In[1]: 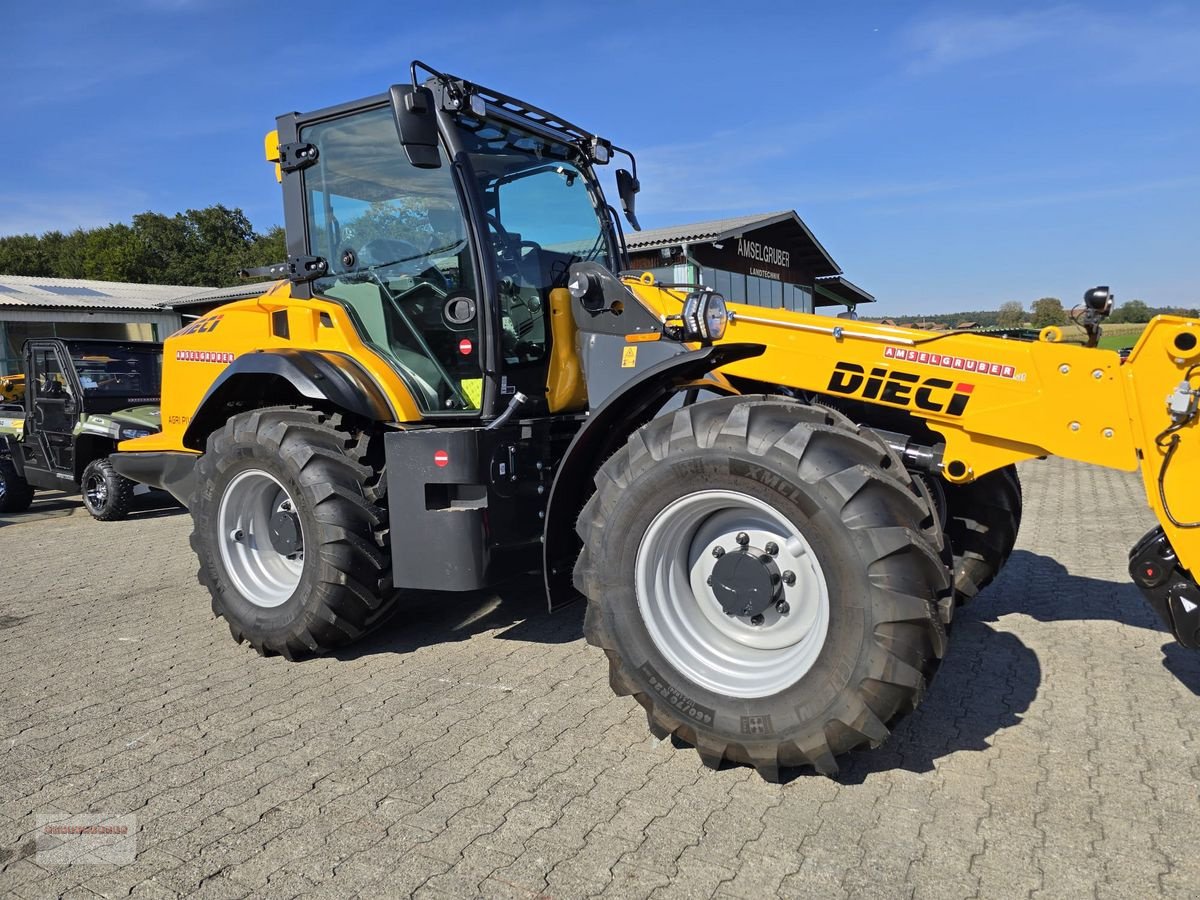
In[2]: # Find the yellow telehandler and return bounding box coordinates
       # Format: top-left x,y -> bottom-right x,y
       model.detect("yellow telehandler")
113,62 -> 1199,779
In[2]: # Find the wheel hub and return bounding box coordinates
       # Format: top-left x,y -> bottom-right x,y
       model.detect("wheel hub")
709,548 -> 781,618
269,509 -> 301,555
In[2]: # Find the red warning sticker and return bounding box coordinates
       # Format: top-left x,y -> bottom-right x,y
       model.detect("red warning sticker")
433,450 -> 449,468
458,338 -> 473,355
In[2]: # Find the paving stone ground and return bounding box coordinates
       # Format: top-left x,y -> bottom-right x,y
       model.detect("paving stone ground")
1,457 -> 1198,899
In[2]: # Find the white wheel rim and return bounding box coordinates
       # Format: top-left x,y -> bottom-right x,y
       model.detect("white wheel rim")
216,469 -> 304,608
635,490 -> 831,699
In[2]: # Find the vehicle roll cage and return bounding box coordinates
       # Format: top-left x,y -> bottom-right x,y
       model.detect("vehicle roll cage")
411,60 -> 637,270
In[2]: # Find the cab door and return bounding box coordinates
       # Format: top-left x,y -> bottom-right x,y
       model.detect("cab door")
22,342 -> 78,482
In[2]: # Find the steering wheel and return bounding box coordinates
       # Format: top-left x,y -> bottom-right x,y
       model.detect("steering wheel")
352,237 -> 452,294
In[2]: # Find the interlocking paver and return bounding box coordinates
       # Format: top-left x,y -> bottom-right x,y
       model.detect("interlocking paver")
2,457 -> 1198,898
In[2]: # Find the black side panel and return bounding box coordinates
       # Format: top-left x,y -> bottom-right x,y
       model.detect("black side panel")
386,429 -> 490,592
183,349 -> 394,449
110,451 -> 199,507
543,343 -> 765,611
385,417 -> 579,592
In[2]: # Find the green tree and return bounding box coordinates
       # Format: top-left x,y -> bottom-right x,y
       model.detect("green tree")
40,229 -> 89,279
1110,299 -> 1151,324
248,226 -> 287,269
997,301 -> 1025,328
1031,296 -> 1066,328
0,205 -> 284,288
0,234 -> 52,276
82,224 -> 144,282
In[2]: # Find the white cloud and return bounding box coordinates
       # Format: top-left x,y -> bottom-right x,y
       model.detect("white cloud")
901,5 -> 1200,84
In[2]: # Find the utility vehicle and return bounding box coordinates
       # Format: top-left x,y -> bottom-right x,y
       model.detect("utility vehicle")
112,64 -> 1199,778
1,339 -> 162,520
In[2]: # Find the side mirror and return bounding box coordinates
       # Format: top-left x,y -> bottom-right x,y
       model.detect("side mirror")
616,168 -> 641,232
389,84 -> 441,169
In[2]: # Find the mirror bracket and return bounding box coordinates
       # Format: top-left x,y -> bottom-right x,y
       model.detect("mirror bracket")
277,142 -> 319,173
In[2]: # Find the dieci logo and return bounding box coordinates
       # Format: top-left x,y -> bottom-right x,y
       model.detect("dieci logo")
827,362 -> 975,416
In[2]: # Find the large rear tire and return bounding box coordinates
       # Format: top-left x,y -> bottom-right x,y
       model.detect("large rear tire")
942,466 -> 1023,600
0,456 -> 33,513
81,457 -> 135,521
190,407 -> 397,658
576,396 -> 952,779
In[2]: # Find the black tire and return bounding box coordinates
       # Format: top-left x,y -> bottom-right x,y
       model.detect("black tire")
80,457 -> 135,521
0,456 -> 34,513
576,395 -> 952,779
942,465 -> 1023,600
190,406 -> 396,658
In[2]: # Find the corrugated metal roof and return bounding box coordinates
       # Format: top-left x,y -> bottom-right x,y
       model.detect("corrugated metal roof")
161,281 -> 279,310
0,275 -> 202,311
625,210 -> 842,279
625,211 -> 795,250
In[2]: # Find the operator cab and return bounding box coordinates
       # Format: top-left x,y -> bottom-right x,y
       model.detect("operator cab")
274,64 -> 638,421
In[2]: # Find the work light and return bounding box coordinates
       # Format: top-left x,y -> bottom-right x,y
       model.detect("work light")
682,290 -> 729,342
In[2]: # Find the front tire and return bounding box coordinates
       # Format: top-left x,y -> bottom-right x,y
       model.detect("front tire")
190,407 -> 397,658
577,396 -> 952,779
0,456 -> 33,513
81,457 -> 134,521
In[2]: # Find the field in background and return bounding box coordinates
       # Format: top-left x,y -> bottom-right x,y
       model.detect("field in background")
1053,321 -> 1146,351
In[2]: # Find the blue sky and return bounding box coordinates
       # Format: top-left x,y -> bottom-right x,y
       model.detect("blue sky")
4,1 -> 1198,315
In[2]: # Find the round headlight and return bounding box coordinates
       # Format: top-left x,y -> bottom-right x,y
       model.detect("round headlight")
703,293 -> 728,341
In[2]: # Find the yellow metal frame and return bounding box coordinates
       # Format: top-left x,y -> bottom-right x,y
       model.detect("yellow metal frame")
122,281 -> 422,456
625,276 -> 1200,576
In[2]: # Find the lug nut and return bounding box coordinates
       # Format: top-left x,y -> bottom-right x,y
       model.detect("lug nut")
765,541 -> 779,556
231,529 -> 244,542
712,546 -> 725,558
736,532 -> 749,546
706,577 -> 713,586
782,570 -> 796,586
776,600 -> 790,615
750,614 -> 765,626
281,500 -> 291,511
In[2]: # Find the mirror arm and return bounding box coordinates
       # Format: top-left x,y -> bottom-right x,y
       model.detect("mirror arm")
605,205 -> 631,271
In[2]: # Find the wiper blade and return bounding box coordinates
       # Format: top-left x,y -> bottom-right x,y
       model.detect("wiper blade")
350,239 -> 468,275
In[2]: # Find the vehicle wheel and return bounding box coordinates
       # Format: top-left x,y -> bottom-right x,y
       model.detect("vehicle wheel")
942,465 -> 1023,600
576,395 -> 952,779
81,457 -> 135,521
190,406 -> 396,658
0,456 -> 34,513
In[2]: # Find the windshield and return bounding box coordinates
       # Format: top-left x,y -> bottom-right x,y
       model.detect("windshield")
459,117 -> 611,368
65,343 -> 161,399
304,106 -> 483,414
